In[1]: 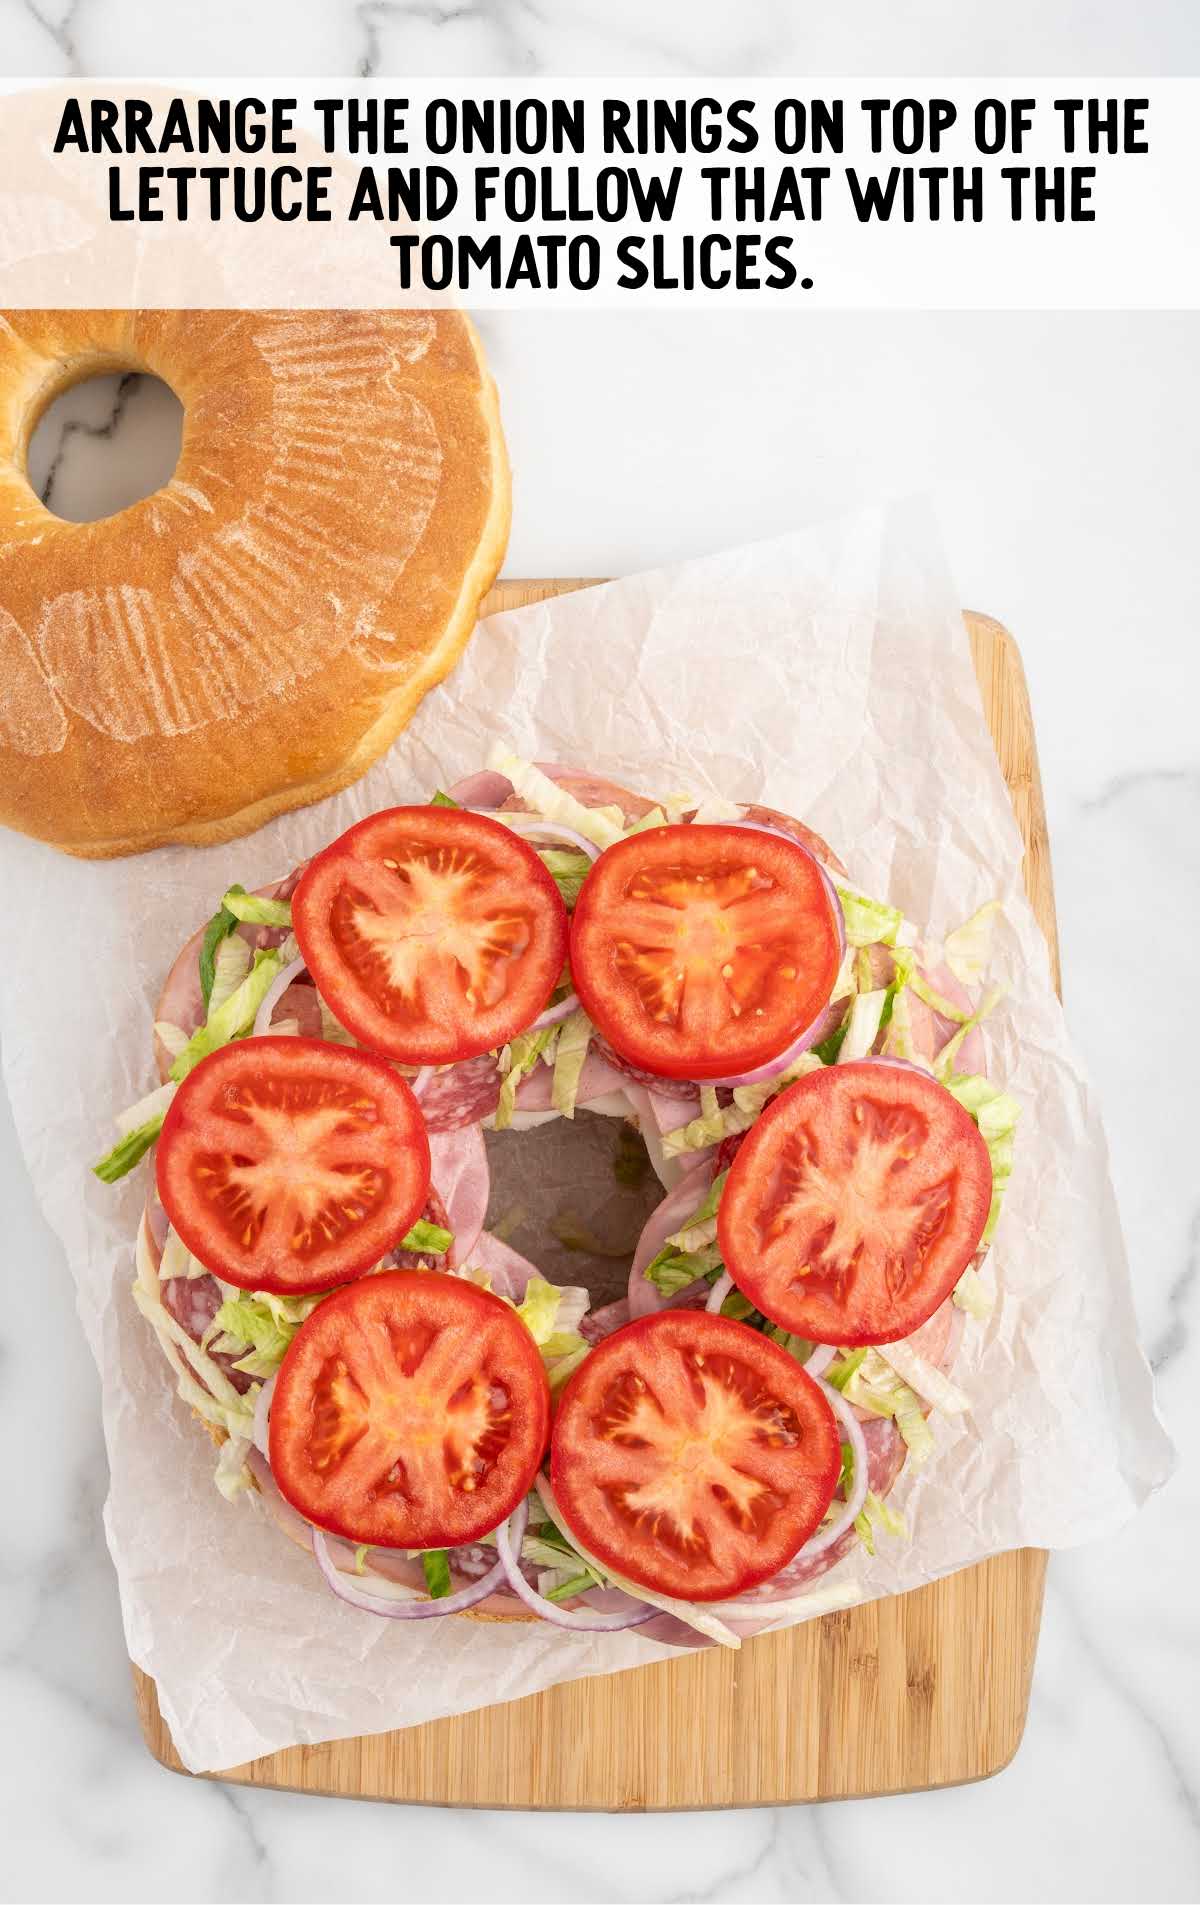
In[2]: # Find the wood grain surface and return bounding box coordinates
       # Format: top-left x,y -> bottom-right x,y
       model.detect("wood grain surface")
133,587 -> 1054,1808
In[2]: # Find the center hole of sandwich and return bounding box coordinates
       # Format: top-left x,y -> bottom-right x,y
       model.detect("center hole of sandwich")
26,371 -> 183,522
483,1110 -> 663,1308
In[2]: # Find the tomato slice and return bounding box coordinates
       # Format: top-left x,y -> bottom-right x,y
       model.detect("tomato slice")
156,1037 -> 431,1295
570,824 -> 841,1081
550,1310 -> 841,1600
293,807 -> 569,1064
718,1061 -> 993,1346
269,1270 -> 550,1547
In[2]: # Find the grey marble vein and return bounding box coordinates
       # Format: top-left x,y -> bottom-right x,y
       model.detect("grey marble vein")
35,369 -> 138,512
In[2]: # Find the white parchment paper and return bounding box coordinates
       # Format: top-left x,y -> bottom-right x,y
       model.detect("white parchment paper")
0,500 -> 1172,1773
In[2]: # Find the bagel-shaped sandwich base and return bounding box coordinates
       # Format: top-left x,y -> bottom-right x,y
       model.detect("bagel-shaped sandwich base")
0,309 -> 510,856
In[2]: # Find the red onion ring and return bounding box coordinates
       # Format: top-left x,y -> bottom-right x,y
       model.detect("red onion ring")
251,1375 -> 275,1457
469,811 -> 602,861
410,1066 -> 434,1100
792,1376 -> 870,1562
311,1522 -> 512,1619
496,1507 -> 656,1632
703,996 -> 847,1091
252,955 -> 307,1038
803,1343 -> 837,1380
858,1055 -> 933,1078
531,991 -> 581,1031
705,1272 -> 732,1314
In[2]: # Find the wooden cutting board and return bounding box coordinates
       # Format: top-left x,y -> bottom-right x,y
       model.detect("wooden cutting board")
133,583 -> 1054,1807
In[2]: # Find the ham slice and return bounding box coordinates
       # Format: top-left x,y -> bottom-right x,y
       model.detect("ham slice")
428,1125 -> 489,1268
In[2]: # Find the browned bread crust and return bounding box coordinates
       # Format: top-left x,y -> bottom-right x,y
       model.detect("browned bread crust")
0,309 -> 509,856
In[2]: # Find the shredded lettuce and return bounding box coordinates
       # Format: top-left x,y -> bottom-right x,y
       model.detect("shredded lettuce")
836,988 -> 888,1062
933,985 -> 1007,1081
456,1273 -> 590,1385
719,1288 -> 754,1321
547,1344 -> 590,1394
487,749 -> 625,849
691,794 -> 745,824
207,932 -> 252,1013
354,1544 -> 371,1574
909,969 -> 970,1023
665,1170 -> 728,1253
953,1265 -> 993,1318
539,849 -> 592,908
514,1279 -> 591,1382
214,1435 -> 254,1503
421,1550 -> 452,1598
210,1289 -> 323,1378
762,1324 -> 821,1363
152,1020 -> 190,1059
644,1241 -> 723,1294
551,1009 -> 592,1117
115,1079 -> 176,1138
170,939 -> 298,1082
93,1110 -> 168,1183
644,1174 -> 728,1291
843,1350 -> 935,1465
943,901 -> 1002,987
813,1010 -> 851,1065
520,1523 -> 605,1592
515,1275 -> 570,1344
830,945 -> 857,1003
825,1347 -> 868,1391
544,1569 -> 597,1602
944,1071 -> 1021,1239
836,884 -> 903,949
495,1024 -> 558,1130
159,1226 -> 207,1281
221,884 -> 292,928
429,790 -> 459,808
198,898 -> 239,1010
622,806 -> 668,836
876,1339 -> 969,1415
855,1489 -> 908,1555
133,1226 -> 258,1432
662,1054 -> 823,1157
401,1219 -> 453,1256
882,986 -> 929,1067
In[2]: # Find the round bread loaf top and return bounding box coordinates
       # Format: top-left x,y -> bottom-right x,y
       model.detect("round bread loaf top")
0,308 -> 509,856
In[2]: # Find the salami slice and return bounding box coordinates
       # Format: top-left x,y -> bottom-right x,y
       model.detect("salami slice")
428,1125 -> 490,1268
386,1185 -> 454,1270
160,1271 -> 257,1396
417,1054 -> 503,1131
591,1035 -> 700,1101
739,802 -> 847,878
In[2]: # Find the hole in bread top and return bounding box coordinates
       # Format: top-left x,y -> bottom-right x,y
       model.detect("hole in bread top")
25,371 -> 183,523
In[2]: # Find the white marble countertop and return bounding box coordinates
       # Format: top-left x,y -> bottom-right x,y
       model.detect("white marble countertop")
2,8 -> 1198,1902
